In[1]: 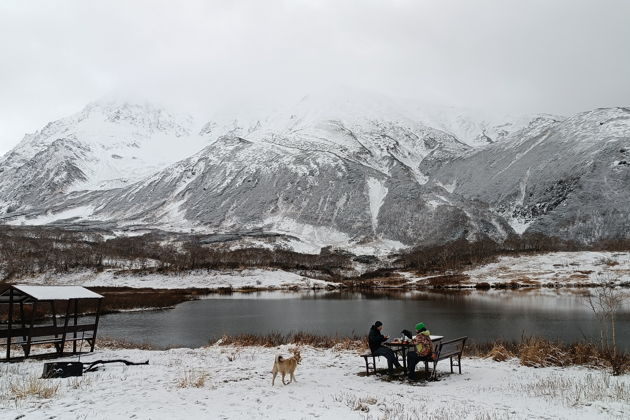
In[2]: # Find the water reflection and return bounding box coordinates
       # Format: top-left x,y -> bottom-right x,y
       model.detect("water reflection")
99,289 -> 630,350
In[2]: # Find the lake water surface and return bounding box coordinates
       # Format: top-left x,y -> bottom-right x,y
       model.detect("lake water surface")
98,289 -> 630,350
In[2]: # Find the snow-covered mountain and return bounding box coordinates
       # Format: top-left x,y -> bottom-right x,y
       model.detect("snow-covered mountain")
2,92 -> 626,252
0,100 -> 207,214
432,107 -> 630,243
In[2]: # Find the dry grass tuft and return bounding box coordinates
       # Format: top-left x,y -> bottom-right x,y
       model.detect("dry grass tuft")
518,337 -> 568,367
518,372 -> 630,406
176,370 -> 209,388
332,392 -> 377,412
486,344 -> 513,362
597,257 -> 620,267
8,375 -> 59,400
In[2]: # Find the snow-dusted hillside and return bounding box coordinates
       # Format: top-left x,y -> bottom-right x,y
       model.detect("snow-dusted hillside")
0,92 -> 519,250
1,92 -> 628,252
0,100 -> 207,214
432,107 -> 630,242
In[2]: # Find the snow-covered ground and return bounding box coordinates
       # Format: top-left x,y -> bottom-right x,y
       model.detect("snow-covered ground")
15,268 -> 335,290
9,251 -> 630,291
397,251 -> 630,288
1,345 -> 628,419
464,251 -> 630,286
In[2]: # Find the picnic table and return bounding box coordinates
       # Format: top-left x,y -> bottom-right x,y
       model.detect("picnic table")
384,335 -> 443,374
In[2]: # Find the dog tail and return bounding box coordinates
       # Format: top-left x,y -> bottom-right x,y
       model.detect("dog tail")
275,354 -> 284,363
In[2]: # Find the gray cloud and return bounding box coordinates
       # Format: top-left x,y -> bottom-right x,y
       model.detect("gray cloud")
1,0 -> 629,155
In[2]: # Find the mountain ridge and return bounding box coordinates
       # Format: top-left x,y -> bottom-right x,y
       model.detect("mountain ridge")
0,94 -> 626,254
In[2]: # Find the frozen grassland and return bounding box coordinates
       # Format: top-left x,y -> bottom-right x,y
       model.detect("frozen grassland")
8,251 -> 630,292
462,251 -> 630,286
13,268 -> 335,290
401,251 -> 630,288
0,345 -> 628,420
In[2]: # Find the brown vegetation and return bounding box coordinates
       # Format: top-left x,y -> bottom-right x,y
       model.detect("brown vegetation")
399,234 -> 630,274
467,337 -> 629,373
215,332 -> 629,374
215,332 -> 367,351
6,375 -> 59,400
1,224 -> 630,290
96,336 -> 157,350
92,287 -> 213,313
0,225 -> 351,282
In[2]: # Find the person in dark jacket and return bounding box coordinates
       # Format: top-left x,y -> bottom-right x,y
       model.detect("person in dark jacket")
368,321 -> 402,374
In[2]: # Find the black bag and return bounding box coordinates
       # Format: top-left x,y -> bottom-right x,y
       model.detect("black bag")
401,329 -> 413,340
42,362 -> 83,378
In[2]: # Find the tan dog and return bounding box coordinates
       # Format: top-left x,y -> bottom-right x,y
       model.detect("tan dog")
271,348 -> 301,386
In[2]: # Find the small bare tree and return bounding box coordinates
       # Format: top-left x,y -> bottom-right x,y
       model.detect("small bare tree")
586,274 -> 628,375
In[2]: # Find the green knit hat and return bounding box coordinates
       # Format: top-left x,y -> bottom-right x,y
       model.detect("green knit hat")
415,322 -> 425,331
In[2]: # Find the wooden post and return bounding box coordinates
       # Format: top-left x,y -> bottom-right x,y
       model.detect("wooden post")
73,299 -> 78,353
91,299 -> 102,352
25,301 -> 37,357
60,300 -> 71,354
51,301 -> 61,353
6,288 -> 13,360
19,301 -> 26,342
50,301 -> 58,335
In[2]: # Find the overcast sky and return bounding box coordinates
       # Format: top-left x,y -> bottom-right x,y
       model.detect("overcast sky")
1,0 -> 629,155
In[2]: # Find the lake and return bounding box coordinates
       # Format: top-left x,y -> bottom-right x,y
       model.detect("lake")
98,289 -> 630,350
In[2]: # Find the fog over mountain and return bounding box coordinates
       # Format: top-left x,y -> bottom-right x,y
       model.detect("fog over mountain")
2,0 -> 630,155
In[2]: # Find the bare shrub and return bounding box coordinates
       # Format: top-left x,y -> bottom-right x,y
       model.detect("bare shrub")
586,275 -> 629,375
596,257 -> 619,267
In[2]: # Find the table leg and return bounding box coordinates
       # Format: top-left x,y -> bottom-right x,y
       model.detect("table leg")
402,347 -> 408,374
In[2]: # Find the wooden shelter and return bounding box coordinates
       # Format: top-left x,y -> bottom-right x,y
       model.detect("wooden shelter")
0,285 -> 103,360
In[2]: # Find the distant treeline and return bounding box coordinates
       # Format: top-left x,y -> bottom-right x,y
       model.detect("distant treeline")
0,225 -> 629,281
399,233 -> 630,273
0,225 -> 351,280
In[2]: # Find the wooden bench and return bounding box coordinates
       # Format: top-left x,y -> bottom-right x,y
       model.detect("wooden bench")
430,336 -> 467,378
360,351 -> 378,375
360,348 -> 405,376
2,324 -> 97,357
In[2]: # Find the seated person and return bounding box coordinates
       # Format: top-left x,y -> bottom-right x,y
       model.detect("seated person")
406,322 -> 433,380
368,321 -> 403,374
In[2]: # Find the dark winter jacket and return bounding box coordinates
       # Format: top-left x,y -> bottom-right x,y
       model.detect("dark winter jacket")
368,325 -> 387,354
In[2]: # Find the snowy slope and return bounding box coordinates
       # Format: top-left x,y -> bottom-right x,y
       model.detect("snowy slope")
2,93 -> 626,251
0,100 -> 207,214
432,107 -> 630,242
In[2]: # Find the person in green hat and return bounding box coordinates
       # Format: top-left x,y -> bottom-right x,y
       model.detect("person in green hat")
406,322 -> 434,380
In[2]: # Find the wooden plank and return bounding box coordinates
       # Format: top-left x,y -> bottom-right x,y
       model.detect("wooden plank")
0,324 -> 98,339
